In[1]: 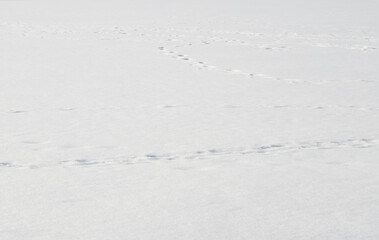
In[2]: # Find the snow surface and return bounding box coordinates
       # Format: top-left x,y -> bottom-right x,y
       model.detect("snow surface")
1,0 -> 379,239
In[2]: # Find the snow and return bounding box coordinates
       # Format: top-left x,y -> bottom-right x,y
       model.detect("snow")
1,0 -> 379,239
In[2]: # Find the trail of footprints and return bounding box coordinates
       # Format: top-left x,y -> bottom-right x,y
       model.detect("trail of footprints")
158,46 -> 373,84
1,137 -> 378,169
6,15 -> 375,81
2,19 -> 377,51
159,46 -> 301,83
2,104 -> 379,116
51,137 -> 379,167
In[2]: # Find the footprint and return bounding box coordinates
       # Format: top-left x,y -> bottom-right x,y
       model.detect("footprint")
158,105 -> 177,109
75,159 -> 98,165
0,162 -> 13,167
8,110 -> 26,114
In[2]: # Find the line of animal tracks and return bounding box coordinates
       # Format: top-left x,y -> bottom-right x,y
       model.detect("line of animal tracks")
1,136 -> 378,170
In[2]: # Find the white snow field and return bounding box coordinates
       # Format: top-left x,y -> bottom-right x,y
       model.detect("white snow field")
1,0 -> 379,239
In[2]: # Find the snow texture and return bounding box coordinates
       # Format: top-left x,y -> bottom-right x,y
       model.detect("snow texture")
1,0 -> 379,239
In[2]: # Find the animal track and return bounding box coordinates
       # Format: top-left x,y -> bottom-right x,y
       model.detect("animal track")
0,162 -> 14,167
158,46 -> 374,84
2,137 -> 378,170
2,18 -> 377,54
7,110 -> 26,114
1,104 -> 378,116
